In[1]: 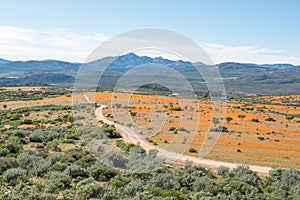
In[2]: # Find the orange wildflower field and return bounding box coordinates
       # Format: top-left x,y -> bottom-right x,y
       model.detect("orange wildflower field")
94,92 -> 300,168
2,91 -> 298,168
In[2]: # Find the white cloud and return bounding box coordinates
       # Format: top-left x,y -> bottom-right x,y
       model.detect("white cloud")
0,25 -> 300,65
0,26 -> 109,62
202,43 -> 300,65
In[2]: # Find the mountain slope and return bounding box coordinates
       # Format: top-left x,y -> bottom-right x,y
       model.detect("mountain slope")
0,58 -> 10,64
0,53 -> 299,95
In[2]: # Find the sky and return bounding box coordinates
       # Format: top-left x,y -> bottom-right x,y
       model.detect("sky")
0,0 -> 300,64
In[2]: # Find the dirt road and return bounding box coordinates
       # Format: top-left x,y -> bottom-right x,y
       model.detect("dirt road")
95,106 -> 271,175
85,94 -> 271,175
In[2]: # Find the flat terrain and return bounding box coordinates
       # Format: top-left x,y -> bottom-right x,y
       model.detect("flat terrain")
93,92 -> 300,168
1,89 -> 299,168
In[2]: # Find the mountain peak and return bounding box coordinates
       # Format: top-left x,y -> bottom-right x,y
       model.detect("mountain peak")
101,53 -> 191,68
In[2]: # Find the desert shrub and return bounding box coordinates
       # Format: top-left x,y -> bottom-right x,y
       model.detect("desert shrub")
101,151 -> 129,169
47,131 -> 61,141
192,191 -> 213,199
23,119 -> 33,124
17,152 -> 41,169
3,167 -> 27,185
226,117 -> 233,123
9,129 -> 27,138
169,107 -> 183,111
291,184 -> 300,199
130,111 -> 137,117
189,148 -> 197,153
102,123 -> 121,138
210,126 -> 228,132
52,162 -> 67,171
286,115 -> 295,120
212,117 -> 220,126
46,140 -> 60,151
217,166 -> 230,176
265,117 -> 276,122
47,153 -> 62,165
0,147 -> 10,157
178,127 -> 190,133
91,166 -> 119,181
3,135 -> 22,154
276,168 -> 300,191
33,160 -> 52,176
193,176 -> 214,192
29,130 -> 46,142
0,157 -> 18,174
238,114 -> 246,119
75,178 -> 104,199
251,118 -> 259,122
257,136 -> 265,141
116,140 -> 136,151
125,179 -> 144,196
74,153 -> 96,168
65,133 -> 80,140
45,171 -> 72,191
231,165 -> 261,187
168,126 -> 176,131
145,186 -> 187,199
64,164 -> 88,178
150,173 -> 180,190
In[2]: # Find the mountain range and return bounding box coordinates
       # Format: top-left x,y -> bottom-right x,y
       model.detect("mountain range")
0,53 -> 299,95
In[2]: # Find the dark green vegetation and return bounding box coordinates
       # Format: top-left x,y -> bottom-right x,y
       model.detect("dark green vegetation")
0,86 -> 70,102
1,130 -> 300,200
1,53 -> 300,95
0,104 -> 72,128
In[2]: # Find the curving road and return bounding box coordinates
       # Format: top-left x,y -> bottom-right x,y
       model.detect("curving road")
85,94 -> 272,175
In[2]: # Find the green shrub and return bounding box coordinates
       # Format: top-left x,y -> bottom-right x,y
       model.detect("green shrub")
217,166 -> 230,176
169,107 -> 183,111
29,130 -> 46,142
238,114 -> 246,119
23,119 -> 33,124
75,178 -> 104,199
91,166 -> 119,181
130,111 -> 137,117
168,126 -> 176,131
226,117 -> 233,123
17,153 -> 41,169
45,171 -> 72,191
210,126 -> 229,132
0,157 -> 17,174
102,123 -> 121,138
265,117 -> 276,122
3,167 -> 27,185
0,147 -> 10,157
189,148 -> 197,153
257,136 -> 265,141
64,164 -> 88,178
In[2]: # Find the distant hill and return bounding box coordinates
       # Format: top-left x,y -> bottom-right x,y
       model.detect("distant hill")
0,58 -> 10,64
218,62 -> 296,69
0,53 -> 300,95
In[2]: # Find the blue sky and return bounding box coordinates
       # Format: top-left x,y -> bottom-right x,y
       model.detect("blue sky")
0,0 -> 300,64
